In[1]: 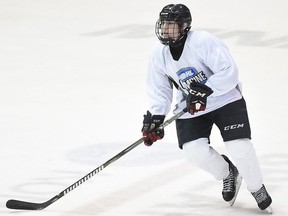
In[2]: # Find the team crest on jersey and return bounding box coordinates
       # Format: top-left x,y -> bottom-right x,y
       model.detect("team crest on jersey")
177,67 -> 207,89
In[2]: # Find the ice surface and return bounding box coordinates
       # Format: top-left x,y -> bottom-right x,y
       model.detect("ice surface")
1,0 -> 288,215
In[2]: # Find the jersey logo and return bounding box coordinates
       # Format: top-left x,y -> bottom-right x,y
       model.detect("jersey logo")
176,67 -> 207,89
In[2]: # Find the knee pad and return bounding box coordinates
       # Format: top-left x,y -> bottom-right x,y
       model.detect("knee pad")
225,138 -> 255,159
183,138 -> 210,165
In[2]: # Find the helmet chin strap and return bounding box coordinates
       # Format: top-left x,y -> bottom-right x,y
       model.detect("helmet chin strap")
168,22 -> 191,47
169,28 -> 189,47
169,35 -> 185,47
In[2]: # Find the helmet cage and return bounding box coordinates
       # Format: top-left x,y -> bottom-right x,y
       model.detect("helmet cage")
155,4 -> 192,46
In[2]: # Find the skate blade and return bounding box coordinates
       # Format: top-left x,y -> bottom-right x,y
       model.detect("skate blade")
264,206 -> 273,214
229,175 -> 243,206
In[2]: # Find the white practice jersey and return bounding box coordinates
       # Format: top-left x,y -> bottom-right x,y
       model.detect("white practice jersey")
146,31 -> 243,119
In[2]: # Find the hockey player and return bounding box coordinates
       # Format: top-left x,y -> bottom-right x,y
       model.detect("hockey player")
141,3 -> 272,212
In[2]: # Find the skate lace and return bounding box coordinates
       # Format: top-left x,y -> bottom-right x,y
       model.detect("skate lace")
223,169 -> 234,192
252,186 -> 268,203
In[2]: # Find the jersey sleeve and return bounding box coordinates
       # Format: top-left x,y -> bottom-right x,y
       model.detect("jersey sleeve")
199,32 -> 240,97
146,44 -> 173,116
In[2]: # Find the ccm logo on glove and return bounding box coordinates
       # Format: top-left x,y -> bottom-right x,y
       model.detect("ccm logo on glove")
186,82 -> 213,115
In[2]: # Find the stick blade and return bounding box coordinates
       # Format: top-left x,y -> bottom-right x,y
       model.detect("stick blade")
6,199 -> 47,210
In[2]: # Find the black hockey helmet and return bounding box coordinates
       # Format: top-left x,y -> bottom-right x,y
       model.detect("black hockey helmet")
155,4 -> 192,46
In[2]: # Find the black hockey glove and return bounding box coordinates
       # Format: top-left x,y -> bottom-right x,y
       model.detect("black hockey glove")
186,82 -> 213,115
141,111 -> 165,146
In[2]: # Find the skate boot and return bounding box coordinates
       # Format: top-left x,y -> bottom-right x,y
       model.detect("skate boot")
222,155 -> 242,205
251,184 -> 272,213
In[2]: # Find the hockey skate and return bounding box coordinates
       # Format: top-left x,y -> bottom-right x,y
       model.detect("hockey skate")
221,155 -> 242,206
251,184 -> 273,214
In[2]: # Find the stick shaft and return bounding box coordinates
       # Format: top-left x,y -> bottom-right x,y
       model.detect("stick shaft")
6,109 -> 187,210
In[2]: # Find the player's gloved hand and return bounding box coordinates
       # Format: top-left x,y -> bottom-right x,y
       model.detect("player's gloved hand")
141,111 -> 165,146
186,82 -> 213,115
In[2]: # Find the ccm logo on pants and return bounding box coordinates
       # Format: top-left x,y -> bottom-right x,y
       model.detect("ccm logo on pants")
224,124 -> 244,131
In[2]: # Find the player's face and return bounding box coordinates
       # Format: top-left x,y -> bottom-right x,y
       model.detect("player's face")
161,21 -> 180,40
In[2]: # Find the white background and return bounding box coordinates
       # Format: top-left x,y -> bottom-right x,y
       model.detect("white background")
1,0 -> 288,215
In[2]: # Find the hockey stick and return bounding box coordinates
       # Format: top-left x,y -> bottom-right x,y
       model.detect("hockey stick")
6,108 -> 187,210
